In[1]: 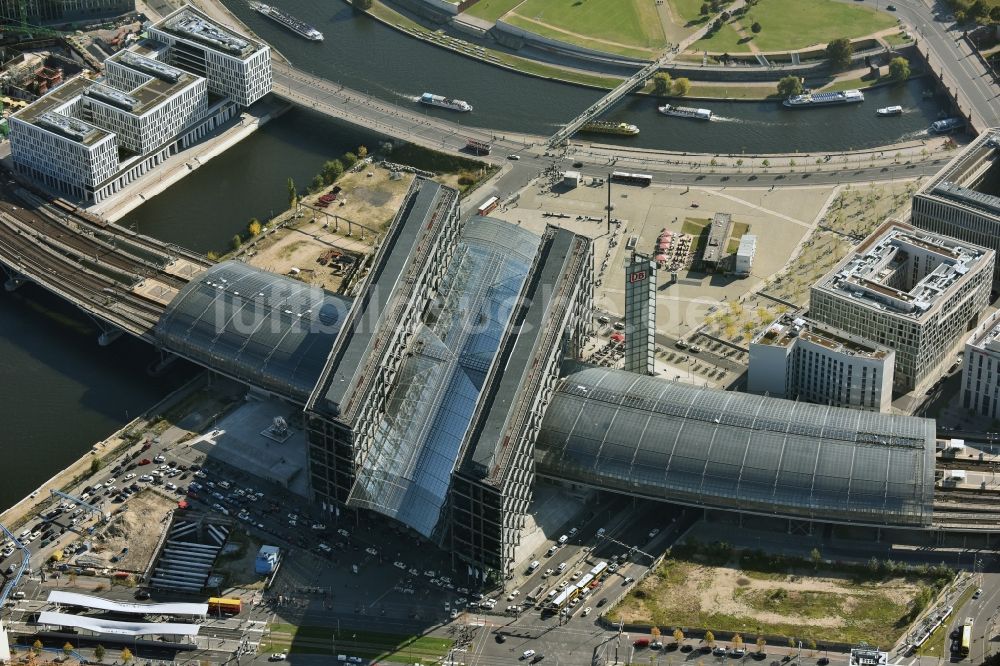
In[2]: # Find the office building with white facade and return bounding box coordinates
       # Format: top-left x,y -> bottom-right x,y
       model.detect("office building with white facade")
749,313 -> 895,411
9,4 -> 270,204
809,221 -> 993,394
962,310 -> 1000,420
149,5 -> 272,107
912,130 -> 1000,278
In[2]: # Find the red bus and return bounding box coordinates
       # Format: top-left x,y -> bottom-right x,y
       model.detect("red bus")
466,138 -> 491,155
477,196 -> 500,216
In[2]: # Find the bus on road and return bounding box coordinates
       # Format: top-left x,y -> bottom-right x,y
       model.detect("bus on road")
477,196 -> 500,217
959,618 -> 973,658
208,597 -> 242,615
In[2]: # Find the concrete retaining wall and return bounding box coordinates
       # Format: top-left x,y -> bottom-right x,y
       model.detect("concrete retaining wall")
493,18 -> 647,65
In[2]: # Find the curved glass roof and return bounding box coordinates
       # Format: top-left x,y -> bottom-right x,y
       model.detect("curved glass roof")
155,261 -> 353,402
346,217 -> 541,538
537,367 -> 936,527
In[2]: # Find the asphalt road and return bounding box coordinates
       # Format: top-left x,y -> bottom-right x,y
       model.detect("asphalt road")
893,0 -> 1000,130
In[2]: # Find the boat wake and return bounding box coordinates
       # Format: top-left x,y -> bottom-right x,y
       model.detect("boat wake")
710,115 -> 739,122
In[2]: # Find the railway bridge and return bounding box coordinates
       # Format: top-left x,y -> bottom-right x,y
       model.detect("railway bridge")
0,179 -> 211,344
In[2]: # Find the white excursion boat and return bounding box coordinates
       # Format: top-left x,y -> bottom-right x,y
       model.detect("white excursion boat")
876,106 -> 903,116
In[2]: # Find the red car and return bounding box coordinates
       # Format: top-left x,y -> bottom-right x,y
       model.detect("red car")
138,458 -> 151,466
634,639 -> 650,648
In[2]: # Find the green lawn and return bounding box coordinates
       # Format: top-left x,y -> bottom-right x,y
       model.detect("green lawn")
671,0 -> 712,24
511,0 -> 666,50
463,0 -> 524,22
725,221 -> 750,253
693,20 -> 752,53
743,0 -> 897,51
883,30 -> 913,46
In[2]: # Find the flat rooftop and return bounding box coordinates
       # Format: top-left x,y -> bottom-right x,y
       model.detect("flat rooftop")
98,50 -> 201,116
152,5 -> 263,59
309,178 -> 458,420
968,311 -> 1000,354
702,212 -> 732,264
753,313 -> 890,359
464,226 -> 591,484
814,222 -> 990,318
12,77 -> 112,147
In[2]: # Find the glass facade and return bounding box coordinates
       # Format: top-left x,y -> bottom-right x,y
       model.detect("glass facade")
537,367 -> 936,526
345,218 -> 542,538
155,261 -> 353,402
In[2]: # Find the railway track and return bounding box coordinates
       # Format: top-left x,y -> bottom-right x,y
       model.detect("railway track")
935,457 -> 999,470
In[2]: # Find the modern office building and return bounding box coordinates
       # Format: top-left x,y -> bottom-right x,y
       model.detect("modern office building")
749,313 -> 895,412
148,5 -> 272,107
912,130 -> 1000,279
624,252 -> 656,374
809,221 -> 993,394
962,310 -> 1000,420
9,4 -> 269,204
305,178 -> 594,576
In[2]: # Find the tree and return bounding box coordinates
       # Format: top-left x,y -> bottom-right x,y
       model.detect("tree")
309,174 -> 324,193
674,628 -> 685,644
888,56 -> 910,81
750,21 -> 761,33
705,630 -> 715,648
90,458 -> 103,475
991,5 -> 1000,22
733,634 -> 744,651
357,145 -> 368,159
970,0 -> 988,19
248,218 -> 262,236
355,0 -> 373,9
287,177 -> 297,209
32,639 -> 43,656
761,158 -> 770,168
342,152 -> 358,169
652,72 -> 672,96
810,547 -> 822,569
671,77 -> 691,97
121,647 -> 133,663
651,627 -> 661,642
321,159 -> 344,185
777,75 -> 803,98
700,2 -> 710,14
756,637 -> 766,654
63,642 -> 74,658
94,644 -> 106,662
826,37 -> 853,71
231,234 -> 242,251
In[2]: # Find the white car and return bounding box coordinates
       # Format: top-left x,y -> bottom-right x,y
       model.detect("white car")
571,571 -> 582,581
153,455 -> 165,463
165,483 -> 177,491
311,523 -> 326,531
123,473 -> 136,481
557,563 -> 567,572
582,607 -> 592,616
393,561 -> 406,569
365,547 -> 378,556
269,654 -> 286,662
648,528 -> 660,539
337,528 -> 350,538
522,650 -> 536,660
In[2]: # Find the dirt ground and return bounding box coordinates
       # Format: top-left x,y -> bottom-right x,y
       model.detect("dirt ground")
88,489 -> 177,572
246,166 -> 415,291
613,557 -> 925,644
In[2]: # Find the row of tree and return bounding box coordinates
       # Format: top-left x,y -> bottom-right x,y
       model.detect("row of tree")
776,54 -> 910,98
308,145 -> 370,194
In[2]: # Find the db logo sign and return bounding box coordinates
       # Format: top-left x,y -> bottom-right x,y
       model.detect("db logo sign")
629,271 -> 647,283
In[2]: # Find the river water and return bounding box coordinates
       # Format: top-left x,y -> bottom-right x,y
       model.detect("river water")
0,0 -> 947,510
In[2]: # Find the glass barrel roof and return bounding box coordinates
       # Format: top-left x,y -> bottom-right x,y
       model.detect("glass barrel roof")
537,367 -> 936,526
155,261 -> 353,402
346,217 -> 542,538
